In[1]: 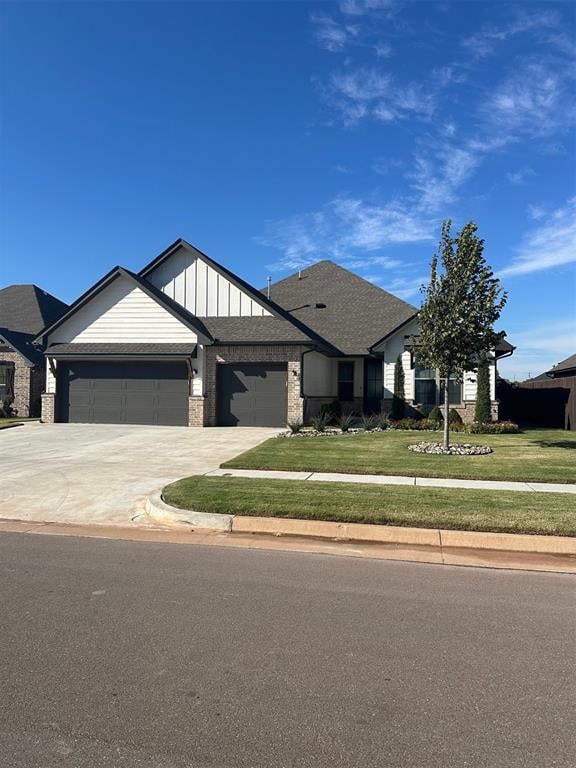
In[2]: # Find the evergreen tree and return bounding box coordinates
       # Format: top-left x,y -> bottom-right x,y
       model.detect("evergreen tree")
474,356 -> 492,424
391,353 -> 405,420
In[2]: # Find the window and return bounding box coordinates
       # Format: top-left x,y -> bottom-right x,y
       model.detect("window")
0,364 -> 6,401
414,359 -> 462,408
338,362 -> 354,401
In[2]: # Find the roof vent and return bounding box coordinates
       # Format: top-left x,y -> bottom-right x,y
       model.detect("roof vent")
315,302 -> 327,309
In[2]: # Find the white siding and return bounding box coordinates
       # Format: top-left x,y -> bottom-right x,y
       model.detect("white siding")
382,319 -> 419,401
147,246 -> 271,318
45,363 -> 56,394
48,276 -> 198,344
191,344 -> 204,396
383,318 -> 498,404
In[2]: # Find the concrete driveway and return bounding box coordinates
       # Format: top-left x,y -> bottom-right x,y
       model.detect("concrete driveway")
0,422 -> 277,525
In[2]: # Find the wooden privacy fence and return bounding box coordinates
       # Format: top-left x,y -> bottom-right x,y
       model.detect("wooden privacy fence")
498,377 -> 575,431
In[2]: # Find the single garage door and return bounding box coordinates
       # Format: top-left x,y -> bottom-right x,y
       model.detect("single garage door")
57,361 -> 189,426
217,363 -> 287,427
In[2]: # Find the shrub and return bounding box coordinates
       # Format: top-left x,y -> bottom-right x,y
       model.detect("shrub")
450,421 -> 467,432
474,356 -> 492,424
428,405 -> 444,423
469,421 -> 519,434
449,408 -> 463,425
319,400 -> 341,423
311,413 -> 331,432
391,354 -> 405,420
0,398 -> 16,418
377,412 -> 390,430
336,412 -> 355,432
361,413 -> 379,431
287,420 -> 303,434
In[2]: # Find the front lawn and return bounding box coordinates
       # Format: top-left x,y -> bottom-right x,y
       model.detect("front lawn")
0,419 -> 24,430
163,476 -> 576,536
221,428 -> 576,484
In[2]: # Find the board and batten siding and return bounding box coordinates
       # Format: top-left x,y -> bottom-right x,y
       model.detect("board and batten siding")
146,246 -> 272,318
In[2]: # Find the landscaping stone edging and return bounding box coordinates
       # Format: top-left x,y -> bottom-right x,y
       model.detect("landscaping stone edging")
145,491 -> 576,556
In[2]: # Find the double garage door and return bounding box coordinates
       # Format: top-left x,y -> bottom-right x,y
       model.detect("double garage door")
58,361 -> 288,427
58,361 -> 189,426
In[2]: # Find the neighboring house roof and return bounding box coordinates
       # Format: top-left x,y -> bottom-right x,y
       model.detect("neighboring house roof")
0,284 -> 68,336
545,353 -> 576,378
268,260 -> 418,356
201,316 -> 316,344
46,343 -> 197,358
34,266 -> 213,346
0,327 -> 44,366
140,239 -> 338,353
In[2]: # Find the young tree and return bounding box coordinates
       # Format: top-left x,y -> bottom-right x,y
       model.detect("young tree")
416,220 -> 507,448
391,353 -> 405,420
474,356 -> 492,424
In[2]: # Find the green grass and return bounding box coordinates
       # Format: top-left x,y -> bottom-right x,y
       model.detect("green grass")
0,419 -> 24,430
222,428 -> 576,484
163,475 -> 576,536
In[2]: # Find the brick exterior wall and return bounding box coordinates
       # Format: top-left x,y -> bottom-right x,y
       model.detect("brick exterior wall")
188,395 -> 206,426
0,350 -> 43,417
203,345 -> 306,427
453,401 -> 500,424
41,392 -> 55,423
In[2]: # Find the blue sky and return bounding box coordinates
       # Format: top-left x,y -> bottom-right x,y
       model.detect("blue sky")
1,0 -> 574,380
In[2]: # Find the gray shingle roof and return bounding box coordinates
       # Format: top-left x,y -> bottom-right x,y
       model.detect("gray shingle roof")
546,353 -> 576,377
46,343 -> 197,357
0,285 -> 68,335
201,316 -> 315,344
267,261 -> 418,355
0,328 -> 44,366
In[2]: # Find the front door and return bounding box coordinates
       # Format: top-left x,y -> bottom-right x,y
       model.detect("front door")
363,359 -> 383,414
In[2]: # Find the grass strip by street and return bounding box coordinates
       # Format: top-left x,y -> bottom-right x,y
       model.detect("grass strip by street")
221,428 -> 576,484
0,420 -> 24,430
163,475 -> 576,537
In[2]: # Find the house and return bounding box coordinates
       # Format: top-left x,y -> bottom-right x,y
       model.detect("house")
34,239 -> 513,427
0,285 -> 68,417
545,354 -> 576,379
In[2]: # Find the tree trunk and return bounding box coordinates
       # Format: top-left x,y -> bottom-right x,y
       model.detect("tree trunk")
443,379 -> 450,449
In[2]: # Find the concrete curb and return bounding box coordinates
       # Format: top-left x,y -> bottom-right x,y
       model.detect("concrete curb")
145,493 -> 576,556
145,491 -> 233,532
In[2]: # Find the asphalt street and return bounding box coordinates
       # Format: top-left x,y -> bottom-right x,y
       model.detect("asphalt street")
0,532 -> 574,768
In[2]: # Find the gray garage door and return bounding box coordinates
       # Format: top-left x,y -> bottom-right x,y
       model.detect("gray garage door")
57,361 -> 189,426
217,363 -> 287,427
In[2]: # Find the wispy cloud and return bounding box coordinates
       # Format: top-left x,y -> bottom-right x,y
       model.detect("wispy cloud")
483,61 -> 575,138
499,199 -> 576,277
461,10 -> 561,58
379,274 -> 427,301
507,167 -> 535,185
409,144 -> 479,213
498,319 -> 576,381
311,14 -> 360,52
527,204 -> 546,221
340,0 -> 398,17
258,194 -> 434,272
328,66 -> 435,125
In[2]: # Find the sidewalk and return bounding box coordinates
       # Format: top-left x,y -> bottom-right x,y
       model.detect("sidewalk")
207,468 -> 576,494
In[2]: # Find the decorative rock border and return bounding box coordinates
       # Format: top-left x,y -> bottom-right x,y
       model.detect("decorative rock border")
408,442 -> 493,456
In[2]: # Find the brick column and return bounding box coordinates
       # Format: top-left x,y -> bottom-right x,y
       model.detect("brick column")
41,392 -> 55,423
188,396 -> 206,426
287,359 -> 304,423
